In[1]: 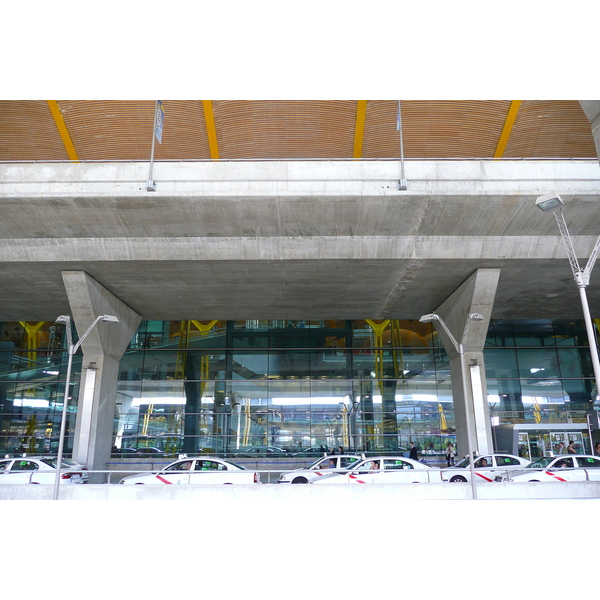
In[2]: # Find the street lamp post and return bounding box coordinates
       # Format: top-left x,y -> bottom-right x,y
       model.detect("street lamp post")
536,193 -> 600,400
419,312 -> 484,500
53,314 -> 119,500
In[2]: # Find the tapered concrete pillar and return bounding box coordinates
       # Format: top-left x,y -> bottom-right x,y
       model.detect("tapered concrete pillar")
433,269 -> 500,459
580,101 -> 600,162
62,271 -> 142,479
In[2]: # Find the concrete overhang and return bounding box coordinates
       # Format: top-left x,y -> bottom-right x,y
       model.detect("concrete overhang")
1,160 -> 599,321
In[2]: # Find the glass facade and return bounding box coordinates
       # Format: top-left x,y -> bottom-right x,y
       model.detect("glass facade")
1,318 -> 598,457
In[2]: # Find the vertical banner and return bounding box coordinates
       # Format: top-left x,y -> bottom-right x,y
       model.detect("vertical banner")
155,100 -> 165,144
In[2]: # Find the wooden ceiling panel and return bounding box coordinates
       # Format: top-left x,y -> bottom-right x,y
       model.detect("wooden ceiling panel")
362,100 -> 512,158
503,100 -> 596,158
211,100 -> 357,159
0,100 -> 69,161
57,100 -> 211,161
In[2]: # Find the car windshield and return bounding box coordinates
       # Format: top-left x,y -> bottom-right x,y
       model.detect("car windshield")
527,457 -> 556,468
227,462 -> 245,470
39,458 -> 75,469
453,457 -> 470,468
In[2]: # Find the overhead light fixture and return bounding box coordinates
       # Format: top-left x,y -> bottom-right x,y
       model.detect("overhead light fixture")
418,310 -> 484,499
52,312 -> 119,499
535,192 -> 564,212
535,193 -> 600,401
419,313 -> 439,323
101,315 -> 119,323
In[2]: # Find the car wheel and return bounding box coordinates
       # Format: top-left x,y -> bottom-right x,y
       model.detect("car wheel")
529,479 -> 540,482
292,477 -> 308,484
450,475 -> 467,483
135,483 -> 145,485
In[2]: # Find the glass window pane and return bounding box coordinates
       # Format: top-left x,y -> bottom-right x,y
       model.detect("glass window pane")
516,348 -> 560,379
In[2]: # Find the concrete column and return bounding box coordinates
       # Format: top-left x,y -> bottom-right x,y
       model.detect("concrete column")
579,101 -> 600,162
433,268 -> 501,458
62,271 -> 142,479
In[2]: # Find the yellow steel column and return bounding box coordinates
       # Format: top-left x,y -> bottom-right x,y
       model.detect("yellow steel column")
353,100 -> 368,159
494,100 -> 522,159
190,320 -> 219,396
47,101 -> 79,161
19,321 -> 45,364
202,101 -> 220,160
365,320 -> 390,377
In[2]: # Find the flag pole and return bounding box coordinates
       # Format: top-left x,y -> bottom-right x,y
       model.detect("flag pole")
147,100 -> 159,191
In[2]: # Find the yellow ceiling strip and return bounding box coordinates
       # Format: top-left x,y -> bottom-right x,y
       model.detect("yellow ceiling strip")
202,100 -> 220,160
46,100 -> 79,161
494,100 -> 522,158
353,100 -> 368,159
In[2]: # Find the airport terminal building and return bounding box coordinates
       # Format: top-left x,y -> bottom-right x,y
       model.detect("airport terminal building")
1,100 -> 600,475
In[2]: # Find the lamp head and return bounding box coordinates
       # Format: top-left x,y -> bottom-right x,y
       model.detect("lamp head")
419,313 -> 439,323
55,315 -> 70,324
468,313 -> 485,322
100,315 -> 119,323
536,192 -> 564,212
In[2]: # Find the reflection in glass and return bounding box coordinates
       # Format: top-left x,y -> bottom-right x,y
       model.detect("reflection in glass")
2,318 -> 597,457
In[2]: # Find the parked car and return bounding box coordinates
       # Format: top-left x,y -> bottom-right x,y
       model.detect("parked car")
441,453 -> 530,483
500,454 -> 600,482
0,456 -> 87,484
134,447 -> 165,458
364,446 -> 408,457
111,447 -> 141,457
119,457 -> 261,485
310,456 -> 442,484
278,454 -> 362,484
38,456 -> 89,483
233,446 -> 288,457
291,447 -> 328,458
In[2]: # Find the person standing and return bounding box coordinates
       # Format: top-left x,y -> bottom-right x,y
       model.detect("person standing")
558,441 -> 567,455
409,442 -> 418,461
567,440 -> 577,454
445,442 -> 456,467
594,442 -> 600,456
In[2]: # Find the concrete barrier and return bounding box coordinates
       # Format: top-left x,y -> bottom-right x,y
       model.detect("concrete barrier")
2,481 -> 600,501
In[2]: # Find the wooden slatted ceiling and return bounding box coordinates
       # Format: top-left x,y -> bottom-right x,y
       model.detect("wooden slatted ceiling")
0,101 -> 69,161
0,100 -> 596,162
362,100 -> 513,158
56,100 -> 211,161
211,100 -> 357,159
503,100 -> 596,158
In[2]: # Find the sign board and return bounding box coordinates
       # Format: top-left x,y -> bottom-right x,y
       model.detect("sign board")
155,100 -> 164,144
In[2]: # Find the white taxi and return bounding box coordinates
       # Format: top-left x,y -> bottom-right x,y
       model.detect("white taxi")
278,454 -> 362,484
310,456 -> 442,484
119,457 -> 261,485
500,454 -> 600,482
0,456 -> 87,484
441,453 -> 530,483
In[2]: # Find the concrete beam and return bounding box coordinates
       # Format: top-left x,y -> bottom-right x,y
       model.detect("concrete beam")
1,481 -> 600,501
62,271 -> 142,477
0,160 -> 599,321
